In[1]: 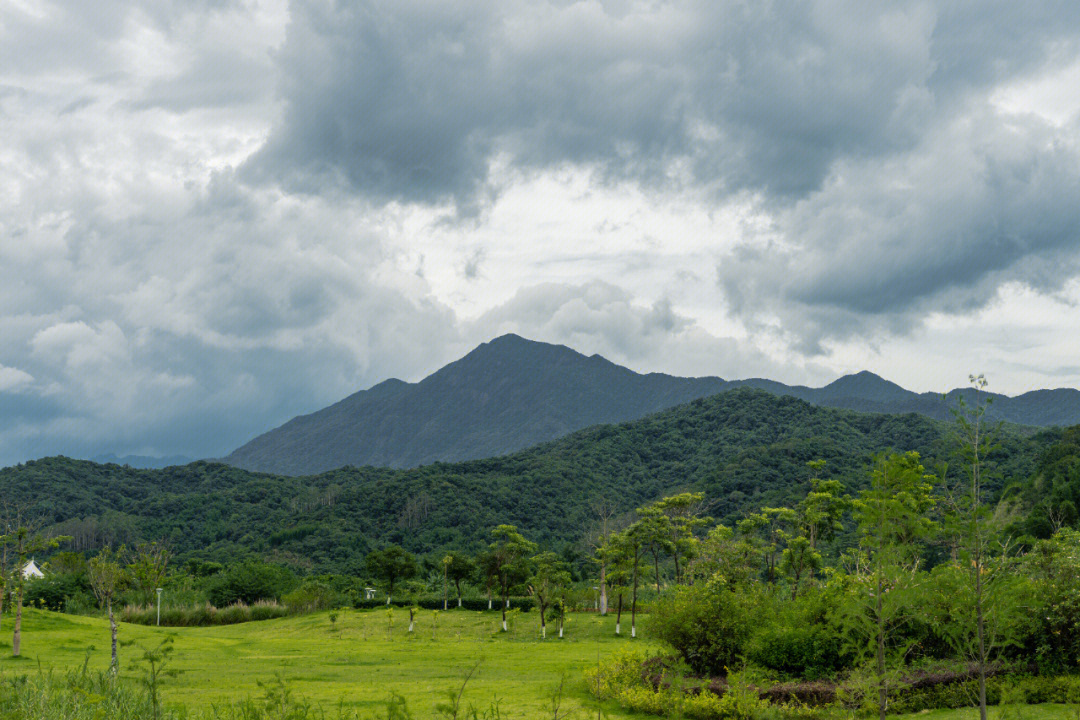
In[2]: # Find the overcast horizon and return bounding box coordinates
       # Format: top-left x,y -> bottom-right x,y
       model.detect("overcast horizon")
3,1 -> 1080,466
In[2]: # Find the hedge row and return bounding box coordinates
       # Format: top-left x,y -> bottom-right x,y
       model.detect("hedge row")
351,596 -> 536,612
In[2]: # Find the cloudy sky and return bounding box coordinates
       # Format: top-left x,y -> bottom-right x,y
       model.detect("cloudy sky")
3,0 -> 1080,466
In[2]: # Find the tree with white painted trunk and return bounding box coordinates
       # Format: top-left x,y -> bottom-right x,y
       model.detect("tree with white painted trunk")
365,545 -> 418,604
444,551 -> 475,608
88,545 -> 125,672
529,551 -> 570,639
489,525 -> 536,632
603,524 -> 646,638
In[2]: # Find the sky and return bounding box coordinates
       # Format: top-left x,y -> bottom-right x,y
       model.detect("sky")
2,0 -> 1080,466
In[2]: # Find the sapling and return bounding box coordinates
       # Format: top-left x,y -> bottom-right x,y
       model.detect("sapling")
88,545 -> 125,672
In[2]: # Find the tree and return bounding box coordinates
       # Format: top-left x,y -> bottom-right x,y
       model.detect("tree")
489,525 -> 536,632
88,545 -> 125,672
529,552 -> 571,639
1,520 -> 69,657
737,507 -> 795,587
945,375 -> 1008,720
475,550 -> 499,610
604,523 -> 646,637
583,497 -> 620,615
127,541 -> 170,605
443,551 -> 475,608
634,506 -> 673,592
781,465 -> 851,599
842,452 -> 936,720
365,545 -> 418,603
652,492 -> 712,584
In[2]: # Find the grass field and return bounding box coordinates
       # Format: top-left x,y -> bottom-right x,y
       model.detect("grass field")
0,608 -> 1072,719
0,607 -> 655,719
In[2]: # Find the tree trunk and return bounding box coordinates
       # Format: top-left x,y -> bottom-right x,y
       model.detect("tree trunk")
455,580 -> 463,607
615,593 -> 623,635
876,564 -> 885,720
409,607 -> 415,633
632,563 -> 639,639
13,586 -> 22,657
976,544 -> 988,720
673,552 -> 681,585
540,601 -> 546,638
653,552 -> 660,592
109,600 -> 118,672
599,561 -> 608,615
501,589 -> 508,632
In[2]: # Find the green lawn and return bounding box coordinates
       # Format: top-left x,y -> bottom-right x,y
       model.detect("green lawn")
0,608 -> 656,718
0,608 -> 1072,719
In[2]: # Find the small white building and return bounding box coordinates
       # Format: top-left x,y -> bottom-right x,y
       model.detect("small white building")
21,559 -> 44,580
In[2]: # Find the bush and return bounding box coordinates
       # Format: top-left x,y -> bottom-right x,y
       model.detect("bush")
282,581 -> 343,613
206,561 -> 296,606
649,584 -> 761,676
24,573 -> 93,612
745,623 -> 849,679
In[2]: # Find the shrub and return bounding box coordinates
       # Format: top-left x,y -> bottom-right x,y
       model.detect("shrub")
648,584 -> 761,675
282,581 -> 342,613
206,561 -> 296,607
745,623 -> 849,679
24,573 -> 93,612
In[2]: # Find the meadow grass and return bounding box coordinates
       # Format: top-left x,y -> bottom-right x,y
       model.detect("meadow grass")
0,607 -> 657,719
0,608 -> 1072,719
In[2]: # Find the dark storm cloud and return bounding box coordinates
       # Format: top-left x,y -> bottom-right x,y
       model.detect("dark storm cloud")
245,1 -> 1080,343
250,1 -> 1080,202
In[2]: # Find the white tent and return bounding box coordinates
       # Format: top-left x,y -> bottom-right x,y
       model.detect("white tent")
21,559 -> 44,580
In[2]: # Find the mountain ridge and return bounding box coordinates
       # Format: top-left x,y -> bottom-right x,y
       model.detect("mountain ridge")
221,334 -> 1080,475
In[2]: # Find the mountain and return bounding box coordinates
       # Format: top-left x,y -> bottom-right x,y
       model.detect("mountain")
222,334 -> 1080,476
4,389 -> 1055,571
222,334 -> 730,474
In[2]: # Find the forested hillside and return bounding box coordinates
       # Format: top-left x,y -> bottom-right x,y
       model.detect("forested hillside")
221,334 -> 1080,476
2,389 -> 1055,574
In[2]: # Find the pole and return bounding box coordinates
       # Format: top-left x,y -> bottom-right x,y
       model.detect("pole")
156,587 -> 163,626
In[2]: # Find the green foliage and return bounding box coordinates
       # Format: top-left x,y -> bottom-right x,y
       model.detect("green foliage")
24,573 -> 93,612
365,545 -> 418,600
648,583 -> 762,675
206,561 -> 297,607
7,390 -> 1045,572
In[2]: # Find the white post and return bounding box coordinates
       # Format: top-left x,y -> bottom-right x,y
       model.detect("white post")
156,588 -> 163,627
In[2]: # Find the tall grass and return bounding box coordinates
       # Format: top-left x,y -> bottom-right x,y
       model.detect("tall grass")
120,601 -> 289,627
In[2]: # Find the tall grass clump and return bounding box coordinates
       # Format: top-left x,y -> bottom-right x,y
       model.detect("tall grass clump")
120,600 -> 288,627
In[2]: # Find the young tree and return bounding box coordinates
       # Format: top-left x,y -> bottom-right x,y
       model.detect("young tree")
529,551 -> 571,639
843,452 -> 936,720
584,497 -> 620,615
443,551 -> 475,608
604,524 -> 646,637
2,522 -> 69,657
88,545 -> 126,672
737,506 -> 795,587
489,525 -> 536,632
127,541 -> 170,605
652,492 -> 712,584
945,374 -> 1008,720
634,507 -> 673,592
781,466 -> 851,599
475,550 -> 499,610
365,545 -> 418,603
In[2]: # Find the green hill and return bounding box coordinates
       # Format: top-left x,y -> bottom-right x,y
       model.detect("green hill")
220,334 -> 1080,476
2,389 -> 1054,572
